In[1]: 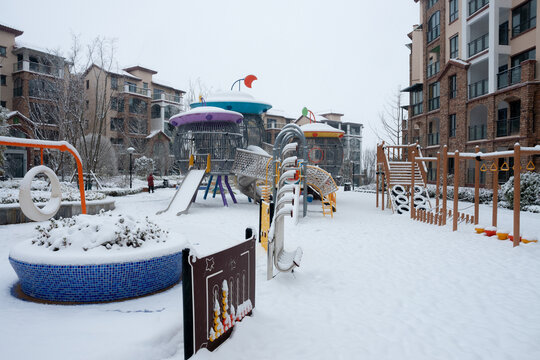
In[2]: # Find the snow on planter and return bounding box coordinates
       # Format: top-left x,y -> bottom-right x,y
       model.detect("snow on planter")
9,211 -> 186,302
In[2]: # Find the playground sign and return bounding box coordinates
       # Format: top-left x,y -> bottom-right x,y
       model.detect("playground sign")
181,230 -> 256,359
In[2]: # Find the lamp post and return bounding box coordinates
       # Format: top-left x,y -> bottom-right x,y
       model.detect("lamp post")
127,147 -> 135,189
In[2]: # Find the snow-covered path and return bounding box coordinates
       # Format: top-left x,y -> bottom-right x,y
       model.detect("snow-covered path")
1,189 -> 539,360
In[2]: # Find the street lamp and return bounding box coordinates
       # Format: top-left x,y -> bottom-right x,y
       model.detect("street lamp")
127,147 -> 135,189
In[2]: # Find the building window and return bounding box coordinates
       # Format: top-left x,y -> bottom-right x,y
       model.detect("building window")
427,11 -> 441,43
0,101 -> 6,108
110,137 -> 124,145
111,76 -> 118,90
449,114 -> 456,137
111,96 -> 118,110
129,98 -> 147,114
128,117 -> 147,134
448,157 -> 455,175
0,75 -> 6,86
449,75 -> 457,99
428,0 -> 439,9
428,82 -> 440,111
511,48 -> 536,67
427,57 -> 440,78
512,0 -> 537,37
143,82 -> 148,89
268,118 -> 277,129
151,104 -> 161,119
411,89 -> 423,116
449,0 -> 458,22
110,117 -> 124,132
13,77 -> 22,97
469,0 -> 488,16
450,35 -> 459,58
86,80 -> 89,89
0,46 -> 6,57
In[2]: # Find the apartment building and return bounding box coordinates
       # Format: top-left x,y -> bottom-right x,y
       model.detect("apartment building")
83,65 -> 185,175
0,23 -> 69,177
261,109 -> 295,144
404,0 -> 540,187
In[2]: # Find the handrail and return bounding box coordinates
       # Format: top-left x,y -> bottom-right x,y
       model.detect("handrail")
0,136 -> 86,214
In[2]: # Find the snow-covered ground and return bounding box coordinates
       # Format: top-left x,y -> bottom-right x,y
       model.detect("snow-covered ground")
1,188 -> 540,360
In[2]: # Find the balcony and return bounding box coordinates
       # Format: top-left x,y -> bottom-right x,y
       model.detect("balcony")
12,60 -> 62,77
468,33 -> 488,57
468,79 -> 488,99
496,117 -> 520,137
427,132 -> 440,146
468,0 -> 488,17
497,65 -> 521,89
468,124 -> 486,141
124,84 -> 151,97
152,92 -> 183,104
427,61 -> 440,78
411,103 -> 423,116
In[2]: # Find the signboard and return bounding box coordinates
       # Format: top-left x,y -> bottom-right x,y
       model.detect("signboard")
182,230 -> 256,359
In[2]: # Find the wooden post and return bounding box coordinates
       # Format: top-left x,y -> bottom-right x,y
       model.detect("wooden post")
40,148 -> 44,165
411,150 -> 416,220
453,151 -> 459,232
442,146 -> 448,225
376,169 -> 379,208
492,162 -> 498,228
435,152 -> 441,214
474,146 -> 480,225
513,144 -> 521,247
381,173 -> 385,211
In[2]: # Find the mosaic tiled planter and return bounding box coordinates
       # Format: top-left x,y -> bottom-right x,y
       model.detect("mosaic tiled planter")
9,243 -> 183,303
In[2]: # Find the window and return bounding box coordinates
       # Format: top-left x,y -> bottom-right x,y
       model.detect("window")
29,78 -> 54,98
512,0 -> 536,36
143,82 -> 148,89
449,114 -> 456,137
511,48 -> 536,67
268,118 -> 277,129
449,0 -> 458,22
428,0 -> 439,9
129,98 -> 147,114
428,82 -> 440,111
450,35 -> 459,58
128,117 -> 147,134
0,75 -> 6,86
111,76 -> 118,90
111,96 -> 118,110
469,0 -> 488,16
86,80 -> 89,89
411,89 -> 423,116
427,56 -> 440,77
0,46 -> 6,57
110,137 -> 124,145
0,101 -> 6,108
110,117 -> 124,132
449,75 -> 457,99
13,77 -> 22,97
427,11 -> 441,43
448,157 -> 455,175
151,104 -> 161,119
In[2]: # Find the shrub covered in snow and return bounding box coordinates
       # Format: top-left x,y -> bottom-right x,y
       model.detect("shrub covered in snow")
31,210 -> 168,252
0,179 -> 106,204
500,172 -> 540,211
134,156 -> 155,177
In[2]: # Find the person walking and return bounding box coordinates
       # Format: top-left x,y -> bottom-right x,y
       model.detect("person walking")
147,173 -> 155,193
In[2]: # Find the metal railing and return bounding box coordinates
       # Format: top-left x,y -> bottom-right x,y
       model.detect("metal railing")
13,60 -> 62,77
468,0 -> 488,16
468,79 -> 488,99
497,65 -> 521,89
468,33 -> 488,57
427,132 -> 440,146
124,84 -> 151,97
468,124 -> 486,141
496,117 -> 520,137
411,103 -> 423,116
427,25 -> 440,43
427,61 -> 440,78
428,97 -> 440,111
152,92 -> 182,103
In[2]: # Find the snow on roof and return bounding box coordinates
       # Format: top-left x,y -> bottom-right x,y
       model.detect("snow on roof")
205,91 -> 271,106
107,68 -> 141,80
300,123 -> 345,134
266,108 -> 296,119
152,78 -> 185,93
450,59 -> 469,66
145,130 -> 171,141
14,40 -> 64,59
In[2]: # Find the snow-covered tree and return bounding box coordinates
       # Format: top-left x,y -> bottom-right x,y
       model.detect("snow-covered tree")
0,106 -> 9,176
134,156 -> 154,177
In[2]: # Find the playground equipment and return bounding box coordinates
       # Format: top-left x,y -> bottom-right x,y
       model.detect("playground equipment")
0,136 -> 86,221
376,141 -> 540,247
300,122 -> 345,182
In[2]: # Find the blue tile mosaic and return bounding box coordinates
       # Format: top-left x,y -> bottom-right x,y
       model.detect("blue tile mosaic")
9,252 -> 182,302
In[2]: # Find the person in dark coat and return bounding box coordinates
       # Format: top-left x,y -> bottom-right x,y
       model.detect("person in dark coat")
147,173 -> 155,193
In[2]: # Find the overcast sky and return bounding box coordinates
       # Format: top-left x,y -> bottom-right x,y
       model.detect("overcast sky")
4,0 -> 419,148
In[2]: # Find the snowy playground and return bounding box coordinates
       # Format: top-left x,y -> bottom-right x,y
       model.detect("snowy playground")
1,186 -> 540,360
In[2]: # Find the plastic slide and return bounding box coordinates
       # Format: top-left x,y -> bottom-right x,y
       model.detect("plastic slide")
156,170 -> 206,216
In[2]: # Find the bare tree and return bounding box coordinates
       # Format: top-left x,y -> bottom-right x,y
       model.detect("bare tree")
0,107 -> 9,176
183,78 -> 211,110
371,88 -> 406,146
362,147 -> 377,184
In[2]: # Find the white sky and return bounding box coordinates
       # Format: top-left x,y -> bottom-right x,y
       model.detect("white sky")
3,0 -> 419,149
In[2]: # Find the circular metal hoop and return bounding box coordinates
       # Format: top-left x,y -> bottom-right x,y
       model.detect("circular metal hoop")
18,165 -> 62,222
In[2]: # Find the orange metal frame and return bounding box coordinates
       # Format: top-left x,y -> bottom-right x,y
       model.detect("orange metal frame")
0,138 -> 87,214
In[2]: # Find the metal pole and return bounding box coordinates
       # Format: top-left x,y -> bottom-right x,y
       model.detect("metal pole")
129,153 -> 133,189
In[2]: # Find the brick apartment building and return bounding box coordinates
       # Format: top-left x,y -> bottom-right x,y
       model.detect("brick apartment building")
404,0 -> 540,187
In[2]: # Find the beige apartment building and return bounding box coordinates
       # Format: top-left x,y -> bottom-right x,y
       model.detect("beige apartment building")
83,65 -> 185,174
404,0 -> 540,187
